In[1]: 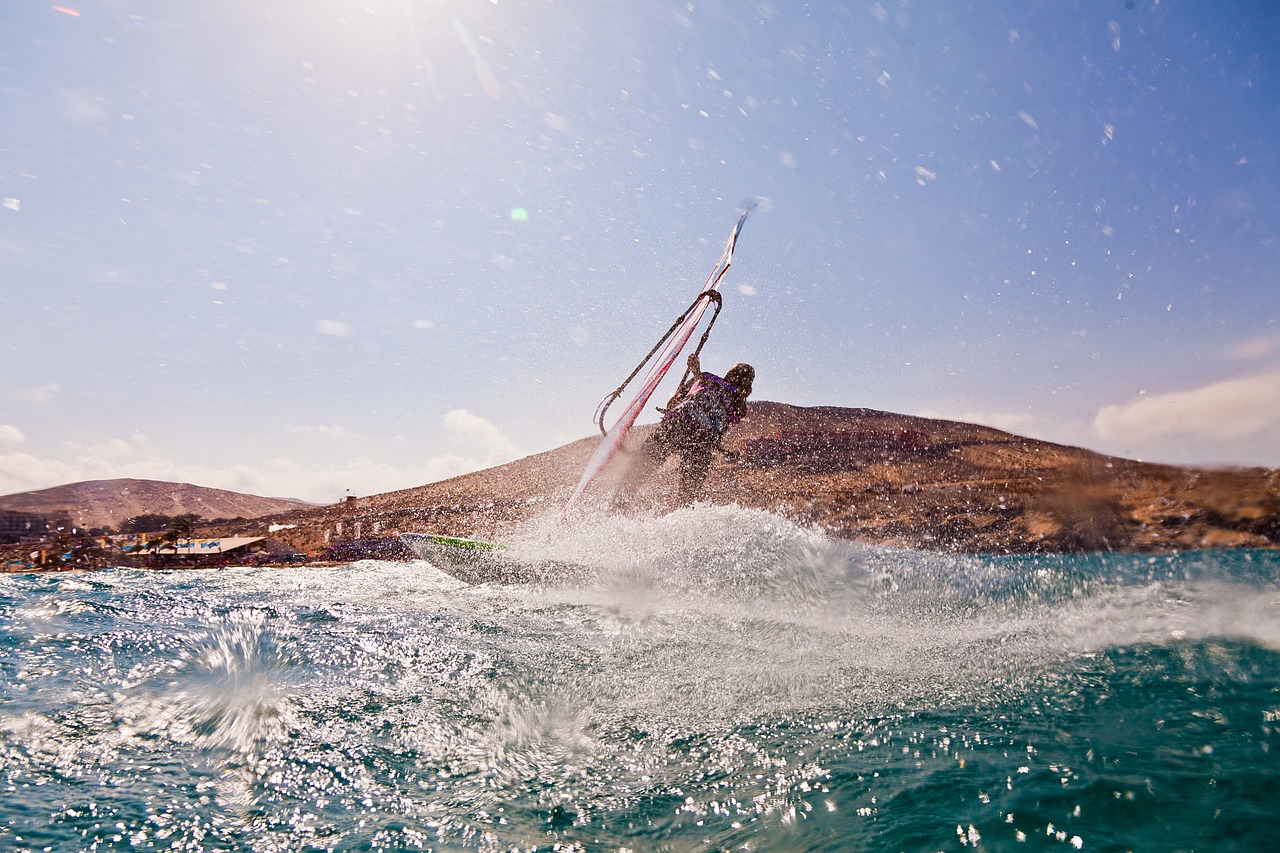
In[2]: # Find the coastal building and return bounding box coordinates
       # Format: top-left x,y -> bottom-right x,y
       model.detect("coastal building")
0,511 -> 48,542
124,537 -> 304,562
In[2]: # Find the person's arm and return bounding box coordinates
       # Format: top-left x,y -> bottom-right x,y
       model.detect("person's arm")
664,353 -> 702,408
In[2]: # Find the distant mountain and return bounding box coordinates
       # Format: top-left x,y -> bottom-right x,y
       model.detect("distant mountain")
218,401 -> 1279,557
0,478 -> 313,530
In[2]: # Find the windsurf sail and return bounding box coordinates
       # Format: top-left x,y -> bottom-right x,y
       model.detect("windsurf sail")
562,203 -> 755,517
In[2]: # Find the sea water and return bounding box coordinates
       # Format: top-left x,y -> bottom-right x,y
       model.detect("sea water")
2,505 -> 1278,852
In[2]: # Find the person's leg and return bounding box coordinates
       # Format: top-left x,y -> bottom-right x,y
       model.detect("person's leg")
677,444 -> 713,506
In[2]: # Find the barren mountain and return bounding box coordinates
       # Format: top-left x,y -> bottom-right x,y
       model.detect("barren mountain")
0,478 -> 312,530
215,401 -> 1280,557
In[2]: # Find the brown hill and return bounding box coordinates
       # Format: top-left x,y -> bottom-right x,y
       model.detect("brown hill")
217,401 -> 1280,557
0,478 -> 312,531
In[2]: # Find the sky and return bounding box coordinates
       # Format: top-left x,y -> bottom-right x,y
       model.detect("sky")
2,0 -> 1279,505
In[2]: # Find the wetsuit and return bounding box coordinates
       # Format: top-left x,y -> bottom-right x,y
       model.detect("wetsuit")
639,372 -> 746,504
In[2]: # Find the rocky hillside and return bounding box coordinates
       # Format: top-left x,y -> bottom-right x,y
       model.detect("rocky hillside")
0,478 -> 312,530
215,401 -> 1280,556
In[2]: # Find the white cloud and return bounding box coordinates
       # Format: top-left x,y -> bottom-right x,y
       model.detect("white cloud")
916,374 -> 1280,468
55,87 -> 108,126
315,319 -> 352,337
0,446 -> 490,505
917,407 -> 1042,438
543,112 -> 571,134
444,409 -> 521,467
914,407 -> 1104,449
1085,370 -> 1280,466
1225,334 -> 1279,362
1094,368 -> 1280,444
0,452 -> 80,496
0,410 -> 526,504
22,383 -> 61,404
0,425 -> 24,447
285,424 -> 356,439
63,437 -> 135,460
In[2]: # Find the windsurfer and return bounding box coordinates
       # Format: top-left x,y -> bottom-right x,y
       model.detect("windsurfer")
617,353 -> 755,507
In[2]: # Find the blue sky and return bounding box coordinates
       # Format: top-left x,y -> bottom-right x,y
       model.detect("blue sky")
2,0 -> 1278,504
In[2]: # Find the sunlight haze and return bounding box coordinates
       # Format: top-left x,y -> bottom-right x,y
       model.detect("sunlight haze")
2,0 -> 1278,502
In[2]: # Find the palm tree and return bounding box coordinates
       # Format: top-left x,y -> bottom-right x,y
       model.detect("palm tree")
165,513 -> 202,561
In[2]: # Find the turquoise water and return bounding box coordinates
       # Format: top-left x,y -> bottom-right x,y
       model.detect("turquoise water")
2,506 -> 1278,852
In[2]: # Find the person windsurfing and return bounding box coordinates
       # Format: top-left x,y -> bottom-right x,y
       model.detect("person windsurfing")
561,204 -> 756,517
617,353 -> 755,507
